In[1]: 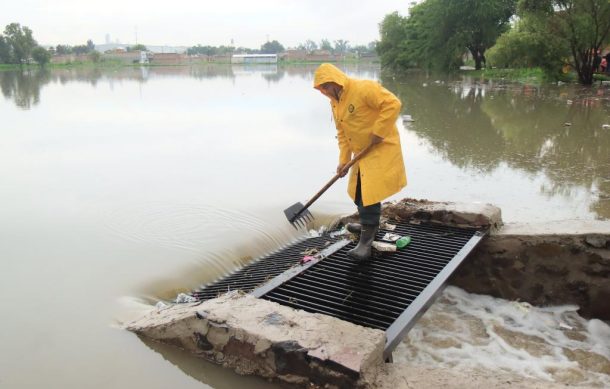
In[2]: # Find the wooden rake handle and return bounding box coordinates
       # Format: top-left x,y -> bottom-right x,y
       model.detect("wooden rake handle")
299,143 -> 376,212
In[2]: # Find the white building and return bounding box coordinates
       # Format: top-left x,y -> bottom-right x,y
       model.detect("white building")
231,54 -> 278,64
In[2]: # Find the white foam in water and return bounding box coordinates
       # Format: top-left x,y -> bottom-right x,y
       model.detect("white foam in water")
394,286 -> 610,387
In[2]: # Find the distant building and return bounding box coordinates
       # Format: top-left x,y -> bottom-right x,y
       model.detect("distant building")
148,53 -> 188,65
103,50 -> 140,63
231,54 -> 278,64
283,49 -> 338,62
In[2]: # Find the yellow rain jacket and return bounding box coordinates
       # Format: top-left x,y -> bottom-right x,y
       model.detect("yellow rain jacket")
314,63 -> 407,206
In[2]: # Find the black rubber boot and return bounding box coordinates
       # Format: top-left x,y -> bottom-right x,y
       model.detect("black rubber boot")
347,224 -> 379,262
346,223 -> 361,234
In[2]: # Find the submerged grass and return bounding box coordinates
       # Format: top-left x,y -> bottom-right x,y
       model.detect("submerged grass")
466,67 -> 548,84
466,67 -> 610,85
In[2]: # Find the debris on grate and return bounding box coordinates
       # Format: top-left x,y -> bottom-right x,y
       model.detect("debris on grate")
381,233 -> 401,242
300,255 -> 316,264
381,222 -> 397,230
372,241 -> 396,252
300,248 -> 320,255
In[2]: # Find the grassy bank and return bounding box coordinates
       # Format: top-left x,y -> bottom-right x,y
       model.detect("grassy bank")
0,60 -> 123,70
466,67 -> 610,84
465,67 -> 548,84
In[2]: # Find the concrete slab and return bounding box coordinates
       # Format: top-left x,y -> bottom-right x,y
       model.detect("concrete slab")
127,292 -> 385,388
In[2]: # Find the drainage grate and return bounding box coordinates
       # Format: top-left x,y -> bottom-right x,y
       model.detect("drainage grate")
191,235 -> 341,301
190,221 -> 486,359
256,222 -> 485,358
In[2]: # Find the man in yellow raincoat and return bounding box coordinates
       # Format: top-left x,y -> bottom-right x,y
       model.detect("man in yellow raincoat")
313,63 -> 406,261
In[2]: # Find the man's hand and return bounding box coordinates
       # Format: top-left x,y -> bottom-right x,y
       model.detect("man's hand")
370,134 -> 384,145
337,163 -> 348,177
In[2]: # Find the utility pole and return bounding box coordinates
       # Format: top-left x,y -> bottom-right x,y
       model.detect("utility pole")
135,26 -> 138,45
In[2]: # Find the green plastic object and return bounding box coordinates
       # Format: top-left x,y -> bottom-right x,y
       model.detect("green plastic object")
396,236 -> 411,249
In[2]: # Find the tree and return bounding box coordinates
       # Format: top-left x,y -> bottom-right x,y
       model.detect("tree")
127,44 -> 147,52
260,40 -> 284,54
31,46 -> 51,65
304,39 -> 318,52
3,23 -> 37,64
377,0 -> 516,71
0,35 -> 10,63
319,39 -> 333,52
517,0 -> 610,85
333,39 -> 349,54
486,9 -> 569,76
188,44 -> 218,56
72,44 -> 90,55
55,44 -> 72,55
445,0 -> 517,70
377,12 -> 412,69
87,39 -> 95,52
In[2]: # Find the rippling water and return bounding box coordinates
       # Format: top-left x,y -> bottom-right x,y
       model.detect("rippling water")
0,64 -> 608,388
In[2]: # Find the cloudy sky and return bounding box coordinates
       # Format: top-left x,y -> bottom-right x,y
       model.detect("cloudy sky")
2,0 -> 410,48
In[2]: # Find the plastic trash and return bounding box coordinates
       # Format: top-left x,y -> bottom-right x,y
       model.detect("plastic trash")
300,255 -> 316,264
396,236 -> 412,249
308,229 -> 321,237
329,226 -> 348,237
381,222 -> 397,231
382,233 -> 402,242
175,293 -> 197,304
372,241 -> 397,252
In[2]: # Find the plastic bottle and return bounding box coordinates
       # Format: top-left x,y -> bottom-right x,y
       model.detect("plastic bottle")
396,236 -> 411,249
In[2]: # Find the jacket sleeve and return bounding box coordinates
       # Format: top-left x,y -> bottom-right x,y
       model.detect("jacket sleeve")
337,123 -> 352,165
364,81 -> 401,139
331,102 -> 352,165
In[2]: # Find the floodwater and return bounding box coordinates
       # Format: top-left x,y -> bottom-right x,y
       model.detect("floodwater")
0,64 -> 608,388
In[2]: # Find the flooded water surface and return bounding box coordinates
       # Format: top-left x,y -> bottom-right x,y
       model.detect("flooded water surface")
0,65 -> 609,388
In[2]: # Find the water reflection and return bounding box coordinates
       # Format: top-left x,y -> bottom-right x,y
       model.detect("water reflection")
0,63 -> 382,110
139,337 -> 279,389
2,66 -> 608,221
0,68 -> 50,109
383,73 -> 610,218
0,65 -> 240,109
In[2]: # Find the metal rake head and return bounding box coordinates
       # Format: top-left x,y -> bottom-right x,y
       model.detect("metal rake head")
284,202 -> 314,229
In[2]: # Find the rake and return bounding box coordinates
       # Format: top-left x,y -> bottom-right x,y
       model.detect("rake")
284,143 -> 375,228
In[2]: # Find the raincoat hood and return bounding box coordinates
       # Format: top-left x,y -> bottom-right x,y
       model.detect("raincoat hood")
313,63 -> 348,90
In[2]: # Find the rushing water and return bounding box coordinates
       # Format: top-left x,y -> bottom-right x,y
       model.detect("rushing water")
0,64 -> 609,388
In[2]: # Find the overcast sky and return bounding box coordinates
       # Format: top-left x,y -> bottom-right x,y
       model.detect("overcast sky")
2,0 -> 410,48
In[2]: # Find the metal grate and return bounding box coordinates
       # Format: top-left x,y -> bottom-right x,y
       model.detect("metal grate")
190,221 -> 486,359
191,235 -> 341,301
257,222 -> 485,358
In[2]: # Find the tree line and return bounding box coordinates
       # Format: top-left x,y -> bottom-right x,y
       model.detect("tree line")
187,39 -> 376,56
377,0 -> 610,84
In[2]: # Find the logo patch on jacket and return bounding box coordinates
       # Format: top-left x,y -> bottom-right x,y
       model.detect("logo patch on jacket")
348,104 -> 355,113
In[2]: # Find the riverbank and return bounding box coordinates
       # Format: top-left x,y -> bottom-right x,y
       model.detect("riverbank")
463,66 -> 610,85
0,57 -> 378,71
